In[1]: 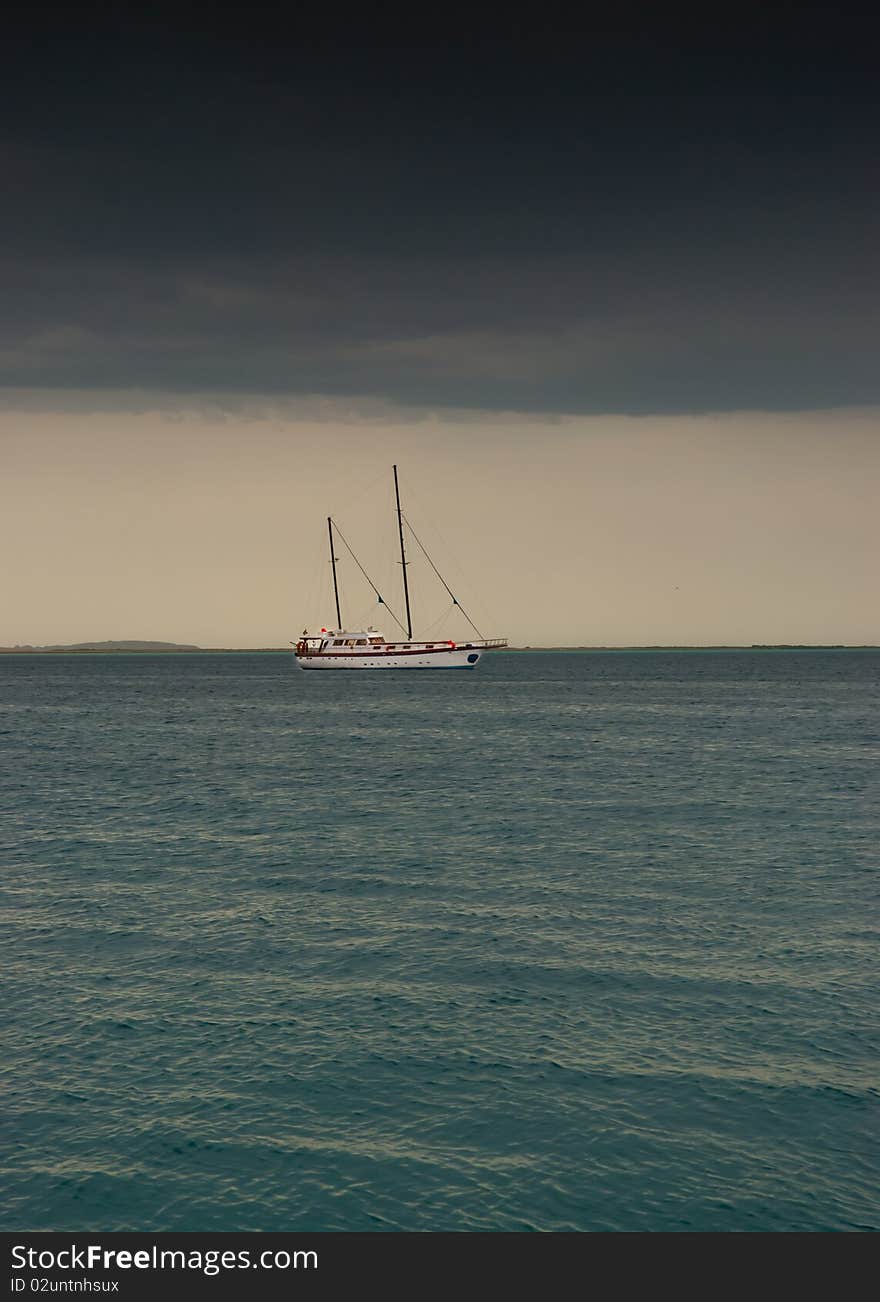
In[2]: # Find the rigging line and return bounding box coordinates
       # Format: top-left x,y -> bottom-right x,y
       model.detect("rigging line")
421,602 -> 457,637
401,514 -> 485,639
401,478 -> 485,611
304,527 -> 331,632
329,518 -> 409,636
333,465 -> 389,518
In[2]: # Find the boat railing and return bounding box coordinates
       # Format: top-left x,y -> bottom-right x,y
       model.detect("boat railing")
467,638 -> 508,649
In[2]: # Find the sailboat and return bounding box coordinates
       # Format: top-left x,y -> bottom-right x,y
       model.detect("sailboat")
294,466 -> 507,670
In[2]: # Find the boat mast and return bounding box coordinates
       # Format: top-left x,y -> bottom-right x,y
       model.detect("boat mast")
393,464 -> 413,639
328,516 -> 342,629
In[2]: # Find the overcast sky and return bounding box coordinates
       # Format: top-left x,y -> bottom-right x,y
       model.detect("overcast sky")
2,15 -> 877,645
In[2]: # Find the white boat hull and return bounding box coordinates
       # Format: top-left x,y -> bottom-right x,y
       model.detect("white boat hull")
296,646 -> 484,670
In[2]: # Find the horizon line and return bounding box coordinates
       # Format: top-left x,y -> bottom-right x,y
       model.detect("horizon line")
2,643 -> 878,654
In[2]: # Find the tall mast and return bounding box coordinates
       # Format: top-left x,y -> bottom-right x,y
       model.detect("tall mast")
393,464 -> 413,639
328,516 -> 342,629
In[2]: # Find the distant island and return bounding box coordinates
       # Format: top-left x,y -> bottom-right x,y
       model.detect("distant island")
0,640 -> 203,653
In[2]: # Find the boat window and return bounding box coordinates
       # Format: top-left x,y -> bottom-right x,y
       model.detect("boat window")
333,639 -> 344,646
345,639 -> 357,647
355,639 -> 368,646
369,637 -> 384,644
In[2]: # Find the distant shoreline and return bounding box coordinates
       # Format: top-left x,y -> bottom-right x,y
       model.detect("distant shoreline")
2,644 -> 877,655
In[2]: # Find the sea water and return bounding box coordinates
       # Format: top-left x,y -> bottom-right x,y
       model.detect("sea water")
2,650 -> 877,1232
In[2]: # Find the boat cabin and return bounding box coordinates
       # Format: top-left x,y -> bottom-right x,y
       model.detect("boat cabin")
294,627 -> 465,657
295,628 -> 388,656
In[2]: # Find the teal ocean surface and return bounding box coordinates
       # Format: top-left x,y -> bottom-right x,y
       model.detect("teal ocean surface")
2,650 -> 878,1232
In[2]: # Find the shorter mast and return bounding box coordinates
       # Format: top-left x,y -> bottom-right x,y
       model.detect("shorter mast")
327,516 -> 342,629
393,464 -> 413,639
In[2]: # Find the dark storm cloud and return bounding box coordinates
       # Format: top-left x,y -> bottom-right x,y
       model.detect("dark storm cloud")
2,244 -> 877,414
1,16 -> 877,413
